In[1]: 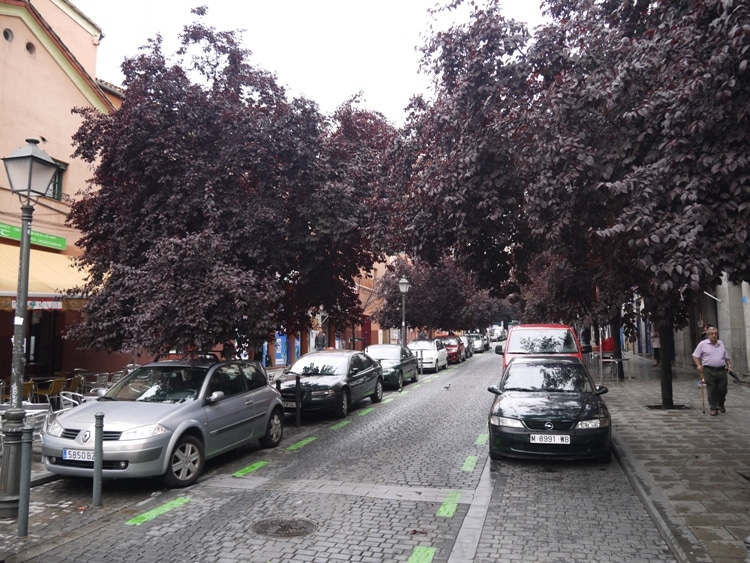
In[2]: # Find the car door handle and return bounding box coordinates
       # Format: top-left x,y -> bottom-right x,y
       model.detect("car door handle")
245,399 -> 254,405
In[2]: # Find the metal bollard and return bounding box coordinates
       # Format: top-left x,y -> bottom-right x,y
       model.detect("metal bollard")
295,375 -> 301,428
17,425 -> 33,538
93,412 -> 104,508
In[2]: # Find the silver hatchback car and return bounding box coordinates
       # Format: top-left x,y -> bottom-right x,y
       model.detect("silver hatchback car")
42,358 -> 284,487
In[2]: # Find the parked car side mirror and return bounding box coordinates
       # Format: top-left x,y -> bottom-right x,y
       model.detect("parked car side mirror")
582,345 -> 592,354
595,385 -> 608,395
495,344 -> 504,355
207,391 -> 225,404
488,385 -> 502,395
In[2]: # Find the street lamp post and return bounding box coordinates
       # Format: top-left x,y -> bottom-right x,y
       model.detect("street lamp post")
0,139 -> 58,518
398,277 -> 410,346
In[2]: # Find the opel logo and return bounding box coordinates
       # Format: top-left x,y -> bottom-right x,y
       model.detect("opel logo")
544,422 -> 554,431
81,430 -> 91,443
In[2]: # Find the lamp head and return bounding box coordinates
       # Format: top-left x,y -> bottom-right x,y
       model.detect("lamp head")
3,138 -> 57,200
398,277 -> 410,295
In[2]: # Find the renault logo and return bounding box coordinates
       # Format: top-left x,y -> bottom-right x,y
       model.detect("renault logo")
81,430 -> 91,443
544,422 -> 554,431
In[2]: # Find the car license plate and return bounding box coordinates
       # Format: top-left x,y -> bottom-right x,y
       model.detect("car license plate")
62,449 -> 96,461
283,401 -> 296,409
530,434 -> 570,444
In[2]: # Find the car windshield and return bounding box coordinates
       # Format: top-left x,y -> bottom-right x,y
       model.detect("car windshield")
105,366 -> 208,402
506,329 -> 578,354
289,356 -> 349,376
366,346 -> 400,360
503,363 -> 593,393
408,341 -> 433,350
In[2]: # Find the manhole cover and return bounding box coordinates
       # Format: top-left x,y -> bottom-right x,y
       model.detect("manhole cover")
252,517 -> 318,537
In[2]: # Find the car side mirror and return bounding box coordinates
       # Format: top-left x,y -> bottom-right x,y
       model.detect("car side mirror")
595,385 -> 608,395
495,344 -> 504,355
488,385 -> 502,395
582,345 -> 592,354
207,391 -> 225,404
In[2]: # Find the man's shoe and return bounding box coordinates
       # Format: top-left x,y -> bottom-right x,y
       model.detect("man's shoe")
719,406 -> 726,413
710,409 -> 718,416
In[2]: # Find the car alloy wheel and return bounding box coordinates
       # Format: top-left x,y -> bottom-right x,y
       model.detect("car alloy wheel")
260,408 -> 284,448
162,435 -> 204,488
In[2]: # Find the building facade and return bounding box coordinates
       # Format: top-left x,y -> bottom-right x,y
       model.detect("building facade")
0,0 -> 132,376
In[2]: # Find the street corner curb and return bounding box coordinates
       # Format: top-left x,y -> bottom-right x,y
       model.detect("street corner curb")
612,430 -> 711,563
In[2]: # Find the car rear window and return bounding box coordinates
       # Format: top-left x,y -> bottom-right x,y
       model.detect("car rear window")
506,329 -> 579,354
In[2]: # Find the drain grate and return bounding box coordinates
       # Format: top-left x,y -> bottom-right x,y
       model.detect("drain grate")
252,517 -> 318,537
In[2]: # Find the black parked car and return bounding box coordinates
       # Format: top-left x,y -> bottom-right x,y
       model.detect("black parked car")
487,355 -> 611,462
364,344 -> 419,389
277,350 -> 384,418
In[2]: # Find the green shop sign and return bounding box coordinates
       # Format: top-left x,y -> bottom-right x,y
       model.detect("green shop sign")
0,222 -> 66,250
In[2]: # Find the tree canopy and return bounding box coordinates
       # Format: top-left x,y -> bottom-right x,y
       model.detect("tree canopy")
67,11 -> 393,356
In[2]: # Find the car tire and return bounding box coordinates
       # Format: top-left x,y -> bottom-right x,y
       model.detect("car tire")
162,435 -> 204,488
371,379 -> 384,403
334,388 -> 350,418
598,450 -> 612,464
396,372 -> 404,390
412,370 -> 418,383
260,408 -> 284,448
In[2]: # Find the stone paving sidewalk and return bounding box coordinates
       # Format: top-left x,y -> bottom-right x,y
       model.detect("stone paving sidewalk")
601,353 -> 750,563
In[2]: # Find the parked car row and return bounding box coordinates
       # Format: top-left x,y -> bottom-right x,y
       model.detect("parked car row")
41,323 -> 609,491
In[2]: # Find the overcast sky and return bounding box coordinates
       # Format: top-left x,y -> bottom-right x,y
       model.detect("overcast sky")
70,0 -> 545,124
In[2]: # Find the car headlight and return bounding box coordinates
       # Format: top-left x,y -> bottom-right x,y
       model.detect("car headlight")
576,418 -> 610,429
119,423 -> 172,441
311,389 -> 336,397
490,415 -> 524,428
45,418 -> 64,437
381,367 -> 395,375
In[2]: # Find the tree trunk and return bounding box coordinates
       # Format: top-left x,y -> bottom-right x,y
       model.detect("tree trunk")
660,322 -> 674,408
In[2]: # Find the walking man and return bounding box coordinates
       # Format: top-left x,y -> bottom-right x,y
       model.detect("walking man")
692,326 -> 733,416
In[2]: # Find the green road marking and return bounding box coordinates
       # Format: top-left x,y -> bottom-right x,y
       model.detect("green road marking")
383,398 -> 394,404
287,436 -> 317,450
408,546 -> 436,563
331,420 -> 351,430
126,496 -> 191,526
461,455 -> 478,472
412,384 -> 422,389
358,407 -> 374,416
233,460 -> 269,477
436,490 -> 461,518
475,433 -> 489,445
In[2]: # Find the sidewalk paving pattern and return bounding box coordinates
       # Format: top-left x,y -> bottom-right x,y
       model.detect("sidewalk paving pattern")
0,354 -> 747,562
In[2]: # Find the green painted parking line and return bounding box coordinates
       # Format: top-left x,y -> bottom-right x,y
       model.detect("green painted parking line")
475,433 -> 488,445
358,407 -> 374,416
287,436 -> 317,450
408,545 -> 436,563
461,455 -> 478,472
331,420 -> 351,430
126,496 -> 191,526
383,398 -> 394,404
436,490 -> 461,518
232,460 -> 269,477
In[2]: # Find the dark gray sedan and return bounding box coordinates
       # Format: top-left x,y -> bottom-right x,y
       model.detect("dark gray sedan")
277,350 -> 383,418
364,344 -> 419,389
